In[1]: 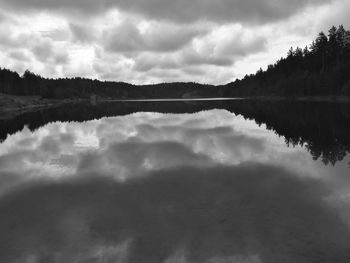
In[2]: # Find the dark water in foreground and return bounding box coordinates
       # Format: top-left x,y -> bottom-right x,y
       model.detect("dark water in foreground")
0,100 -> 350,263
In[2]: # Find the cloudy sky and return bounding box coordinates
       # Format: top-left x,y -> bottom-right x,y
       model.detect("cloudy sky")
0,0 -> 349,84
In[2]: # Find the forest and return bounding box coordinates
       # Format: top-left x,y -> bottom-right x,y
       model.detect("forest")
0,25 -> 350,99
225,25 -> 350,96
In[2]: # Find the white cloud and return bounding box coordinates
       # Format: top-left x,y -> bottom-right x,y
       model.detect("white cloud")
0,0 -> 347,84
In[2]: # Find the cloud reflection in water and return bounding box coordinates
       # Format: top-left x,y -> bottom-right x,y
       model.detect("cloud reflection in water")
0,109 -> 350,262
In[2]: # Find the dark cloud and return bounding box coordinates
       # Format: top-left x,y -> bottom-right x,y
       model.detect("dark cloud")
0,12 -> 6,23
30,39 -> 69,65
54,52 -> 70,65
8,50 -> 31,62
31,41 -> 54,63
17,137 -> 38,147
0,172 -> 23,194
0,0 -> 331,24
132,55 -> 179,72
122,29 -> 267,71
224,133 -> 265,152
38,132 -> 76,155
109,140 -> 210,167
183,52 -> 234,67
39,136 -> 61,154
225,36 -> 267,57
105,21 -> 207,53
0,164 -> 349,262
0,151 -> 36,170
77,140 -> 212,176
0,32 -> 21,48
69,23 -> 96,43
182,66 -> 206,76
59,133 -> 76,145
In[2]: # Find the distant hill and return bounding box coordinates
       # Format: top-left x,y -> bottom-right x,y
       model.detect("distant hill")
1,25 -> 349,99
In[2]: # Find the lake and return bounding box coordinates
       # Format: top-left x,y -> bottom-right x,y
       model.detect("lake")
0,99 -> 350,263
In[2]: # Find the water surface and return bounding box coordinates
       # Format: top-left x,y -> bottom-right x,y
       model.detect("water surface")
0,100 -> 350,263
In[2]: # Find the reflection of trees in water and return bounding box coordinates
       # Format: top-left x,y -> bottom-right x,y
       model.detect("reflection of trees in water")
189,100 -> 349,167
229,101 -> 350,166
308,142 -> 347,166
1,100 -> 349,166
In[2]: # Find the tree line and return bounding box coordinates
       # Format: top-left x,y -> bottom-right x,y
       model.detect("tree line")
0,68 -> 221,99
225,25 -> 350,96
1,25 -> 350,98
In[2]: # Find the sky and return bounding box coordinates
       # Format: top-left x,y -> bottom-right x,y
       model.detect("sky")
0,0 -> 349,84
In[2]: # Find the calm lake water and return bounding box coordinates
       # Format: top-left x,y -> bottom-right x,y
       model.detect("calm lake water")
0,100 -> 350,263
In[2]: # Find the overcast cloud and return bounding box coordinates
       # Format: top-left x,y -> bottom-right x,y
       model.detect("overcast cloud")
0,0 -> 348,84
0,0 -> 332,23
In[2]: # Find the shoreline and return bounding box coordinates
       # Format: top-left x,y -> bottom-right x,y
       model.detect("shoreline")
0,93 -> 87,120
1,93 -> 350,120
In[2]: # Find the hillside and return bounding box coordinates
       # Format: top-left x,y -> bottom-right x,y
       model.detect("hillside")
225,25 -> 350,96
